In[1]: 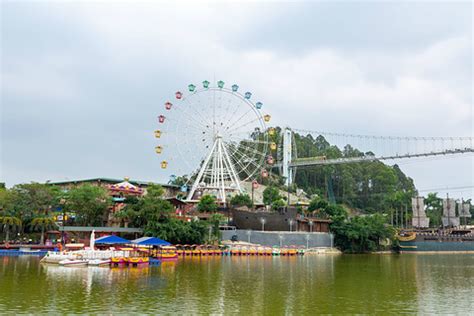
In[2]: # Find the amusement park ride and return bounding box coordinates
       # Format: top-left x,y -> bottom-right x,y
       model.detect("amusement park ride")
155,80 -> 474,203
155,80 -> 274,203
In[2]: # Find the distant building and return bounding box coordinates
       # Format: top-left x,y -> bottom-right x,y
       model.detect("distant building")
47,177 -> 180,198
47,177 -> 181,227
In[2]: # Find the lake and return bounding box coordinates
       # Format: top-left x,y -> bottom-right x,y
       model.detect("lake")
0,255 -> 473,314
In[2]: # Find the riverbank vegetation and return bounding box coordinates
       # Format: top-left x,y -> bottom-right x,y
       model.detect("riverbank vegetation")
308,196 -> 396,253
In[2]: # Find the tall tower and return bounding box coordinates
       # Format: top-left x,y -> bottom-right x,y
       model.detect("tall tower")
282,128 -> 293,186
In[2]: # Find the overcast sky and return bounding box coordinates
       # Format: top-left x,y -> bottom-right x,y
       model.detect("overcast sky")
1,1 -> 473,199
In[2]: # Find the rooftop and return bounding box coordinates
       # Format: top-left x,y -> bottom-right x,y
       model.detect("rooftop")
47,177 -> 179,188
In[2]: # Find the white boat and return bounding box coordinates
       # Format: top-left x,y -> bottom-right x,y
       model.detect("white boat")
87,259 -> 110,266
19,248 -> 41,253
59,259 -> 88,266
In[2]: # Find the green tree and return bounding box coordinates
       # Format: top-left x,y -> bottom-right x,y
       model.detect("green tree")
197,195 -> 218,212
144,217 -> 208,244
308,196 -> 329,213
30,217 -> 57,244
210,213 -> 225,240
271,199 -> 286,209
0,216 -> 22,242
6,183 -> 62,223
425,192 -> 443,227
263,186 -> 281,206
67,184 -> 111,226
229,193 -> 253,208
122,184 -> 174,228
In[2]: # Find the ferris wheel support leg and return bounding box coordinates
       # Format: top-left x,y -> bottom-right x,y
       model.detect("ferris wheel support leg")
221,140 -> 242,193
186,139 -> 218,201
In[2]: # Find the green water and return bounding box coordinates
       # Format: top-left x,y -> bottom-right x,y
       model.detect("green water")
1,255 -> 473,314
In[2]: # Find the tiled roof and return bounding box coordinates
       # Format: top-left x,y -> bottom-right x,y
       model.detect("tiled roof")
47,177 -> 179,188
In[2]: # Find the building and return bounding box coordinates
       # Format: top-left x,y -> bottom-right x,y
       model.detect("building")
47,177 -> 181,227
47,177 -> 180,198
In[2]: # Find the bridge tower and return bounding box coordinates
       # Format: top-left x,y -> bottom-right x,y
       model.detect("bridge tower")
282,127 -> 293,186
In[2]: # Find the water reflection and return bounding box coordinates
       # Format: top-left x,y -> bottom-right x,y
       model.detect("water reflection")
0,255 -> 473,314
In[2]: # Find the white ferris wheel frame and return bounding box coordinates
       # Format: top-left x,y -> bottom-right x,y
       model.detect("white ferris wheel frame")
158,84 -> 270,204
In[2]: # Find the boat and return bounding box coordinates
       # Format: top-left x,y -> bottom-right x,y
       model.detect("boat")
398,197 -> 474,253
175,245 -> 184,256
153,246 -> 178,261
111,257 -> 127,266
128,257 -> 149,266
191,245 -> 201,256
249,247 -> 257,256
397,229 -> 474,253
230,247 -> 240,256
183,245 -> 192,256
59,259 -> 88,266
19,248 -> 42,253
272,248 -> 281,256
88,259 -> 111,266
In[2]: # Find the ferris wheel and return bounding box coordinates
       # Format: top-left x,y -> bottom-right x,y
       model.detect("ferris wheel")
154,80 -> 276,203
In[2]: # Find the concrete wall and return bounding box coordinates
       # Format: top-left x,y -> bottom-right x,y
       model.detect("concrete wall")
221,230 -> 334,248
232,208 -> 299,231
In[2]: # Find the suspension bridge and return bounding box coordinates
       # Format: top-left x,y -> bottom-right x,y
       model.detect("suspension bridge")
278,128 -> 474,186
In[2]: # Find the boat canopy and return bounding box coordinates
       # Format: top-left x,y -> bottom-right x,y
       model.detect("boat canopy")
131,236 -> 171,246
95,235 -> 130,244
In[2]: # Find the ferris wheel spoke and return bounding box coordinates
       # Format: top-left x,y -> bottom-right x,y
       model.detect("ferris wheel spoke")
223,107 -> 255,134
227,145 -> 264,179
227,141 -> 264,172
227,132 -> 270,145
220,98 -> 248,133
225,116 -> 263,136
183,91 -> 218,127
172,104 -> 213,132
226,140 -> 266,159
226,144 -> 256,178
219,95 -> 236,129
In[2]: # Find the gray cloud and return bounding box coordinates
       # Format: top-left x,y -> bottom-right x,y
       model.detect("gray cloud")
1,1 -> 472,199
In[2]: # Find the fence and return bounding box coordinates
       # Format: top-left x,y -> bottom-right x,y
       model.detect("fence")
221,230 -> 333,248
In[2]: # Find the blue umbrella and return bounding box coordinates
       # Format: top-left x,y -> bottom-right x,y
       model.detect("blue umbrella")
95,235 -> 130,244
132,237 -> 170,246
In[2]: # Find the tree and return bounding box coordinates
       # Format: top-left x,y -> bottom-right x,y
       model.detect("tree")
308,196 -> 329,213
144,217 -> 208,244
263,186 -> 281,206
0,216 -> 22,242
330,213 -> 394,253
67,184 -> 111,226
425,192 -> 443,227
121,185 -> 174,229
197,195 -> 218,212
229,193 -> 253,208
210,213 -> 225,240
30,217 -> 57,245
10,183 -> 61,217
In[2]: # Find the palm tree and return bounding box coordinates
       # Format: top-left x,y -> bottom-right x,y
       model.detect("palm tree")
0,216 -> 22,243
30,217 -> 57,245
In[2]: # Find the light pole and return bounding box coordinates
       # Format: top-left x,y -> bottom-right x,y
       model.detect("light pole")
306,234 -> 310,249
260,218 -> 266,231
279,234 -> 283,248
289,219 -> 293,232
246,230 -> 251,243
309,220 -> 314,233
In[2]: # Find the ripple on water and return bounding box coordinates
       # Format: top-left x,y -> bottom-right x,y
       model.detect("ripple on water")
1,255 -> 473,314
